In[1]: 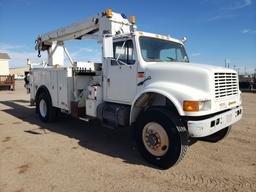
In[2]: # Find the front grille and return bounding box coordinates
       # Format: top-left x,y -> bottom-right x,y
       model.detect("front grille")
214,72 -> 238,98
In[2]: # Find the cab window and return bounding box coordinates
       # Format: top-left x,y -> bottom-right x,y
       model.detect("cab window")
113,40 -> 135,65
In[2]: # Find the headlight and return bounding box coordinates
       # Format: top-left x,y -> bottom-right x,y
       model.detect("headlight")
183,100 -> 211,112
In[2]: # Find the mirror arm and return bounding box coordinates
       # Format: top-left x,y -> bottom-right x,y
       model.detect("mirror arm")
116,40 -> 126,61
116,59 -> 130,67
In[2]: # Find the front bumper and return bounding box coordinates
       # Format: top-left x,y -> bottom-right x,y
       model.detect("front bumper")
187,106 -> 242,138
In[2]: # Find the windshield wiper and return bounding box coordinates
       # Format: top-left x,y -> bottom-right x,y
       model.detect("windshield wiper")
166,57 -> 176,61
146,58 -> 162,62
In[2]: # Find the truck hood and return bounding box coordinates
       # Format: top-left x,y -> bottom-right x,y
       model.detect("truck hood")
144,62 -> 236,93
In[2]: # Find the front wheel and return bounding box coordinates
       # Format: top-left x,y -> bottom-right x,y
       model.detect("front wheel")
135,108 -> 188,169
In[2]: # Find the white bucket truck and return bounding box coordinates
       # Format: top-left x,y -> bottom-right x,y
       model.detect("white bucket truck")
25,9 -> 242,169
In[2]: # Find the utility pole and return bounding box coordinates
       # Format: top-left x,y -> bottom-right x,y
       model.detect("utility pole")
233,65 -> 240,75
225,59 -> 230,68
237,67 -> 240,75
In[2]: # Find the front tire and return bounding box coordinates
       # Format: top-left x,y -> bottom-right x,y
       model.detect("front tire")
36,92 -> 57,122
135,108 -> 188,169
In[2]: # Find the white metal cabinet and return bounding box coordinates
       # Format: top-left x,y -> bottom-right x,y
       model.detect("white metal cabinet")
50,70 -> 58,107
57,69 -> 69,110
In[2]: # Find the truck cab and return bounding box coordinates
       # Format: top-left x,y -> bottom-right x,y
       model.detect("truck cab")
25,10 -> 242,169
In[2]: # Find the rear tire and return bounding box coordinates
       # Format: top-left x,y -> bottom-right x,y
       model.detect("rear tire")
135,108 -> 188,169
36,92 -> 57,122
201,126 -> 231,143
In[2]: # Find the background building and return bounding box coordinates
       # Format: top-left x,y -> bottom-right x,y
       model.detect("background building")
10,67 -> 29,75
0,53 -> 10,75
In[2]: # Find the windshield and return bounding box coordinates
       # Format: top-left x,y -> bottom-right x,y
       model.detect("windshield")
139,36 -> 189,62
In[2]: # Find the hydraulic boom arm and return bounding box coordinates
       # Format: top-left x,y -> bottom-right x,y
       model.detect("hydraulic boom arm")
35,10 -> 133,57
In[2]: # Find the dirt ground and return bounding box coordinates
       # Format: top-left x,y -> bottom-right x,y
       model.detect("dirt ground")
0,81 -> 255,192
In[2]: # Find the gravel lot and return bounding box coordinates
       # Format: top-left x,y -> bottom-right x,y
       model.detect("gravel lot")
0,81 -> 255,192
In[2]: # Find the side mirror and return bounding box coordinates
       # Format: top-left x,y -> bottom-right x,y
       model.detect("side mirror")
111,59 -> 118,65
103,36 -> 113,58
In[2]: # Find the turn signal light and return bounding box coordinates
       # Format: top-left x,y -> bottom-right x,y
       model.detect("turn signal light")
105,9 -> 113,18
130,16 -> 136,24
183,101 -> 199,112
137,72 -> 144,78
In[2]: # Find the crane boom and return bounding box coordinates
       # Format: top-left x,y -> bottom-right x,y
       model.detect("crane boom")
34,9 -> 136,66
40,14 -> 101,43
35,10 -> 132,52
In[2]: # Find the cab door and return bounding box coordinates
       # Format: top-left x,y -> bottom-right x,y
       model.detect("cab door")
104,39 -> 137,104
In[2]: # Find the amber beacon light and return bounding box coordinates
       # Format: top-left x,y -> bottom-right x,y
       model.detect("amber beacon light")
105,9 -> 113,18
130,16 -> 136,24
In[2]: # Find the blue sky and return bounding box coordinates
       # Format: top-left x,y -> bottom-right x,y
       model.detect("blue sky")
0,0 -> 255,73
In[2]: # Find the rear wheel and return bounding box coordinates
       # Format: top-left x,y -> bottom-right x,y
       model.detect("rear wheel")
135,108 -> 188,169
36,92 -> 57,122
201,126 -> 231,143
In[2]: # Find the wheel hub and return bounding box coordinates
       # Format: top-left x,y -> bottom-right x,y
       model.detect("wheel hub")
142,122 -> 169,156
39,99 -> 47,118
146,132 -> 160,148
